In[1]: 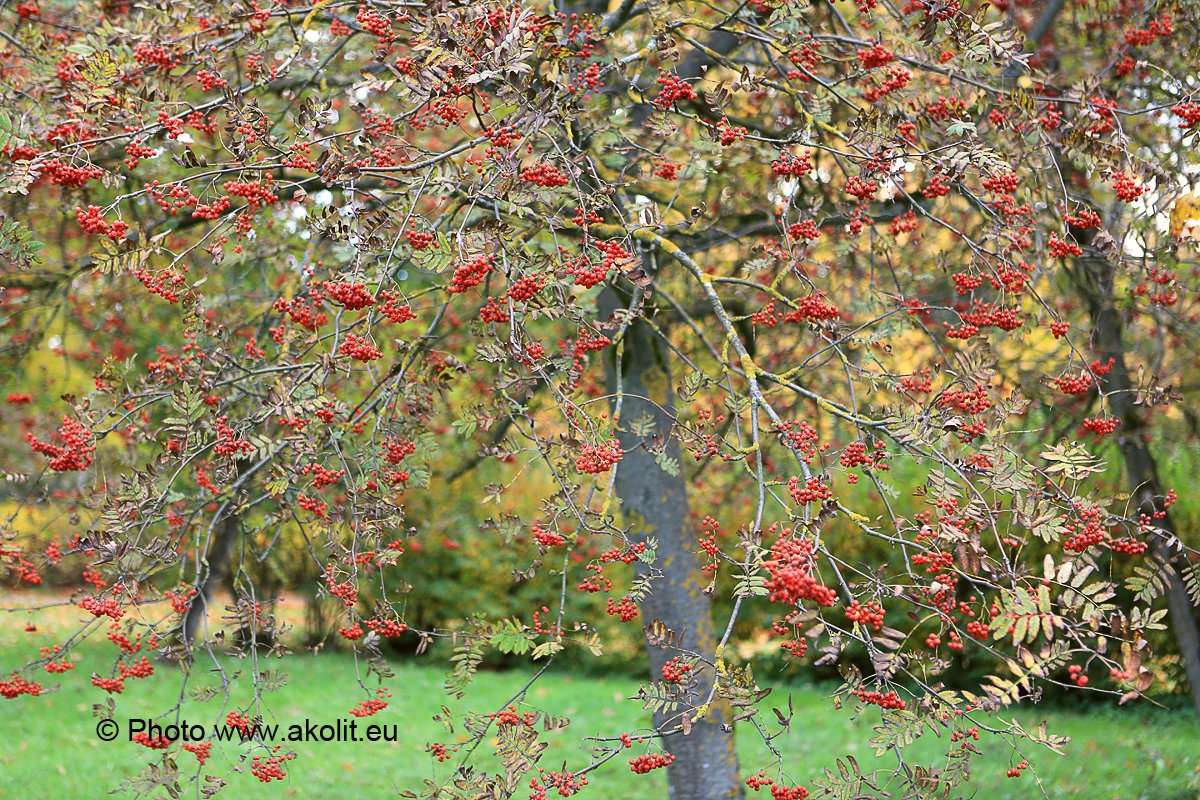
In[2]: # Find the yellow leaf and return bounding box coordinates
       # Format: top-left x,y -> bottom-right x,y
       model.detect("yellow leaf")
1169,194 -> 1200,239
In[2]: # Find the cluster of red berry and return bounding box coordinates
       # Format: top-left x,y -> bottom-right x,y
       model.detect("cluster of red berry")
1111,172 -> 1144,202
852,688 -> 906,710
350,687 -> 392,717
27,416 -> 96,472
786,294 -> 840,322
1048,233 -> 1083,258
630,751 -> 675,774
763,534 -> 838,607
251,747 -> 295,783
660,656 -> 691,682
653,69 -> 697,109
845,599 -> 885,631
746,771 -> 809,799
606,596 -> 638,622
1082,417 -> 1120,435
576,441 -> 624,474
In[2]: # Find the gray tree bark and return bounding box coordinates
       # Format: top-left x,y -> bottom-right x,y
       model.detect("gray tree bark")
599,285 -> 743,800
182,509 -> 242,647
1068,229 -> 1200,721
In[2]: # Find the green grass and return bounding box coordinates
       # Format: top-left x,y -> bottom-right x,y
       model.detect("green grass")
1,641 -> 1197,800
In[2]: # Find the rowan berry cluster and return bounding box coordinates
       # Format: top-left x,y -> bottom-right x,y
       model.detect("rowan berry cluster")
763,533 -> 838,607
165,588 -> 196,614
771,150 -> 813,179
1064,206 -> 1102,228
532,523 -> 566,548
1123,12 -> 1172,45
134,265 -> 188,303
576,564 -> 612,593
448,254 -> 494,292
789,476 -> 832,505
852,688 -> 906,709
981,172 -> 1018,193
924,174 -> 951,197
1054,373 -> 1092,394
366,618 -> 407,637
886,208 -> 918,233
40,159 -> 104,188
350,687 -> 392,717
774,421 -> 824,462
91,676 -> 125,694
490,705 -> 538,727
576,441 -> 624,473
1172,102 -> 1200,129
479,297 -> 510,323
183,742 -> 212,764
1082,417 -> 1120,435
339,333 -> 383,362
226,711 -> 255,738
298,494 -> 328,517
119,655 -> 155,679
323,281 -> 375,310
1048,233 -> 1083,258
653,69 -> 697,108
429,742 -> 458,762
301,463 -> 344,488
39,645 -> 74,673
785,294 -> 840,321
0,673 -> 44,698
27,416 -> 95,471
223,180 -> 278,210
1063,502 -> 1107,552
196,69 -> 227,91
382,438 -> 416,464
356,5 -> 394,40
652,156 -> 679,179
845,176 -> 877,200
845,599 -> 885,630
324,566 -> 358,606
1006,759 -> 1029,778
1050,321 -> 1070,338
606,596 -> 638,621
786,219 -> 821,241
123,141 -> 156,169
378,290 -> 416,322
901,368 -> 933,392
630,752 -> 675,773
251,748 -> 295,783
529,770 -> 587,799
1111,172 -> 1144,202
213,417 -> 252,457
718,121 -> 747,145
520,163 -> 569,187
75,205 -> 129,240
660,657 -> 691,682
856,43 -> 894,68
746,772 -> 808,799
1110,537 -> 1147,555
80,596 -> 123,620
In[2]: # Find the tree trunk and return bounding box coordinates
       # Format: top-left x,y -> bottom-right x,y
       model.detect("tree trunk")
182,509 -> 242,647
599,286 -> 743,800
1069,232 -> 1200,720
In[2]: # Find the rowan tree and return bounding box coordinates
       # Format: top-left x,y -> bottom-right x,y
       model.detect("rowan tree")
1,0 -> 1199,797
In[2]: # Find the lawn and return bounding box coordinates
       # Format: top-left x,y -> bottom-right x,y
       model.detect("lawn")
1,633 -> 1197,800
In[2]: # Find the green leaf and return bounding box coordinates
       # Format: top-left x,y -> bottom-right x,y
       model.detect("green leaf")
654,451 -> 680,477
